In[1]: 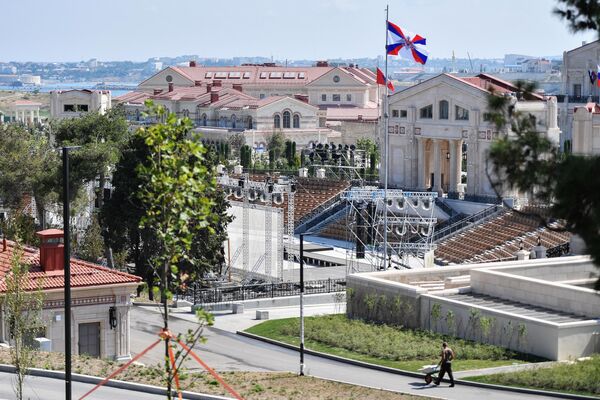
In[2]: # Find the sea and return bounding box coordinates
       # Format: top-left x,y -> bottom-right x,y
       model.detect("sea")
0,81 -> 138,97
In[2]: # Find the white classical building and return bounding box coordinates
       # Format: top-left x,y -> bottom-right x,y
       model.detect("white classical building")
50,89 -> 111,119
571,103 -> 600,155
559,40 -> 600,146
385,73 -> 560,199
115,83 -> 336,148
11,100 -> 42,125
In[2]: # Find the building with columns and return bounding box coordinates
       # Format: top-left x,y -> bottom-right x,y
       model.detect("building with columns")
11,100 -> 42,124
0,230 -> 140,360
385,73 -> 560,200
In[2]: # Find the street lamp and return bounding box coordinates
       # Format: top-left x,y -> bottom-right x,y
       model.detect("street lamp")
298,229 -> 318,376
63,145 -> 80,400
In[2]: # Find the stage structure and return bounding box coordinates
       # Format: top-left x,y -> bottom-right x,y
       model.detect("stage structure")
218,173 -> 296,282
301,143 -> 369,182
341,187 -> 437,273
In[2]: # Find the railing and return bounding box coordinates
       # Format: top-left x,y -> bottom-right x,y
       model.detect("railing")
463,194 -> 503,204
546,242 -> 570,258
555,95 -> 599,104
432,204 -> 504,243
435,198 -> 456,217
294,192 -> 347,233
189,278 -> 346,306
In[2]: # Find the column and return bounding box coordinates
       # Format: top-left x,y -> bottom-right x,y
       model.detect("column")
433,139 -> 442,194
449,139 -> 457,193
29,110 -> 35,124
455,140 -> 463,193
36,109 -> 40,123
417,138 -> 425,189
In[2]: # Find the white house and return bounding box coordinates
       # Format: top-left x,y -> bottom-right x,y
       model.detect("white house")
50,89 -> 111,119
385,73 -> 560,200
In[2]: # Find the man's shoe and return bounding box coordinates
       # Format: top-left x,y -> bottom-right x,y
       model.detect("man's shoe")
449,384 -> 455,387
433,381 -> 440,386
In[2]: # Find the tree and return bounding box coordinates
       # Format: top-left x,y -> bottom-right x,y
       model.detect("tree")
2,243 -> 44,400
54,109 -> 130,268
75,214 -> 105,263
0,124 -> 59,230
136,102 -> 216,398
0,211 -> 39,247
485,10 -> 600,288
227,132 -> 245,157
266,131 -> 285,160
554,0 -> 600,34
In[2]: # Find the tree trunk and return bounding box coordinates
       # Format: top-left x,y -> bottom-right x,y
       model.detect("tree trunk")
98,171 -> 115,269
33,193 -> 45,230
162,258 -> 172,400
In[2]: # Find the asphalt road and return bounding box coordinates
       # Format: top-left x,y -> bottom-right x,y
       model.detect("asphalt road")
130,306 -> 564,400
0,372 -> 183,400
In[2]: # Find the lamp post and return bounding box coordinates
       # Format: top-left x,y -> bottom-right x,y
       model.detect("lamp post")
298,229 -> 318,376
63,146 -> 80,400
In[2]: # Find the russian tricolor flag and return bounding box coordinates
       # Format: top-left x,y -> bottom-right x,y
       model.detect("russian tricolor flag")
376,68 -> 395,91
386,20 -> 428,65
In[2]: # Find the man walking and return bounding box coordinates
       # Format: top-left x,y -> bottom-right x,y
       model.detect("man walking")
434,342 -> 455,387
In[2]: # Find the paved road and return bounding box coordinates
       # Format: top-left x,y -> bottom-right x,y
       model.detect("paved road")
0,371 -> 184,400
130,306 -> 564,400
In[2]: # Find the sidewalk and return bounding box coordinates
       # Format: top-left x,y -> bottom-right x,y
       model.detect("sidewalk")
139,302 -> 345,333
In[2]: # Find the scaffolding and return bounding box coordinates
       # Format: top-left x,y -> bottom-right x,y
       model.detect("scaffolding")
341,187 -> 437,274
218,173 -> 295,281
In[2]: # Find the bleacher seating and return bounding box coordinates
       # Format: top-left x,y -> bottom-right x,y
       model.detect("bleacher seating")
434,207 -> 571,265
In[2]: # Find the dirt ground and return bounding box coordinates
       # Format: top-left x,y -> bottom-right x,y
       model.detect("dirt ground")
0,349 -> 432,400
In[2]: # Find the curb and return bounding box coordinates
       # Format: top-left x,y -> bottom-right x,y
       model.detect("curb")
0,364 -> 233,400
236,331 -> 600,400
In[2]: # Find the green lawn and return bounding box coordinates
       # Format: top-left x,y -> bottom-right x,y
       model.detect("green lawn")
245,315 -> 541,372
464,356 -> 600,397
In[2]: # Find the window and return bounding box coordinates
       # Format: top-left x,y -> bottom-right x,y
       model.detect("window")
247,116 -> 253,129
332,94 -> 341,102
205,72 -> 213,78
333,75 -> 340,83
293,114 -> 300,128
182,109 -> 189,118
77,104 -> 89,112
439,100 -> 449,119
214,72 -> 227,79
269,72 -> 283,79
346,94 -> 352,101
165,75 -> 173,82
298,72 -> 306,79
202,114 -> 207,126
259,72 -> 268,79
228,72 -> 241,79
274,114 -> 281,128
64,104 -> 75,112
455,105 -> 469,120
392,109 -> 399,118
400,110 -> 407,118
419,105 -> 433,119
283,111 -> 291,128
259,93 -> 266,99
573,83 -> 582,97
321,94 -> 327,102
242,71 -> 251,79
483,112 -> 492,122
283,72 -> 296,79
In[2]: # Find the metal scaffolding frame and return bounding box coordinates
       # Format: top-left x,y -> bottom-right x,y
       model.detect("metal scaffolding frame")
341,187 -> 438,274
218,173 -> 295,281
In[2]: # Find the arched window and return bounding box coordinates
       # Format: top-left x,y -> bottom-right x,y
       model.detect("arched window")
439,100 -> 449,120
182,109 -> 190,118
293,114 -> 300,128
274,114 -> 281,128
247,116 -> 253,129
231,114 -> 237,129
202,114 -> 207,126
283,111 -> 291,128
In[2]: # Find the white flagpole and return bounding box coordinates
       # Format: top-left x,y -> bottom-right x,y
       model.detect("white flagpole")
383,4 -> 389,271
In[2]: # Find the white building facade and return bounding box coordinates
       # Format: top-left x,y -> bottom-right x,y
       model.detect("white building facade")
385,74 -> 560,200
50,89 -> 111,119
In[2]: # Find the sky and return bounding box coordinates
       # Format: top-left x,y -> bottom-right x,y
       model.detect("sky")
1,0 -> 596,62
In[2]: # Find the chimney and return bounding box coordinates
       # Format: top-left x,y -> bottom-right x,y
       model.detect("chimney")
211,91 -> 219,103
206,83 -> 212,93
316,60 -> 329,67
189,60 -> 197,67
213,80 -> 222,87
232,83 -> 243,92
168,82 -> 174,92
153,89 -> 163,95
2,237 -> 6,252
194,80 -> 202,87
36,229 -> 65,272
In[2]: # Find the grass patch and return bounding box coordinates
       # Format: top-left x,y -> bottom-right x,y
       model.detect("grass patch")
464,356 -> 600,397
246,315 -> 542,372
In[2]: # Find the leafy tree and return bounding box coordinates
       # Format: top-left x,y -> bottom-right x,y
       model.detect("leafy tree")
54,109 -> 130,268
227,132 -> 245,157
0,211 -> 39,247
0,124 -> 59,229
75,214 -> 105,263
485,1 -> 600,289
2,243 -> 44,400
267,131 -> 285,160
136,102 -> 216,398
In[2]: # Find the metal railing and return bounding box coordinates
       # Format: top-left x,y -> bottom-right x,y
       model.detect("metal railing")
432,204 -> 504,243
189,278 -> 346,306
546,242 -> 570,258
556,95 -> 599,104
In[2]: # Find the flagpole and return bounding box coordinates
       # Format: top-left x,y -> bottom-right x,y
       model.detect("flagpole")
383,4 -> 389,271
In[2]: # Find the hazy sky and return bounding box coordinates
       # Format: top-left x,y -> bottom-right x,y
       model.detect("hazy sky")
1,0 -> 596,62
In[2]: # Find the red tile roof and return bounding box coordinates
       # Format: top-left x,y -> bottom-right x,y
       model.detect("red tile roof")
0,239 -> 141,292
113,91 -> 151,105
